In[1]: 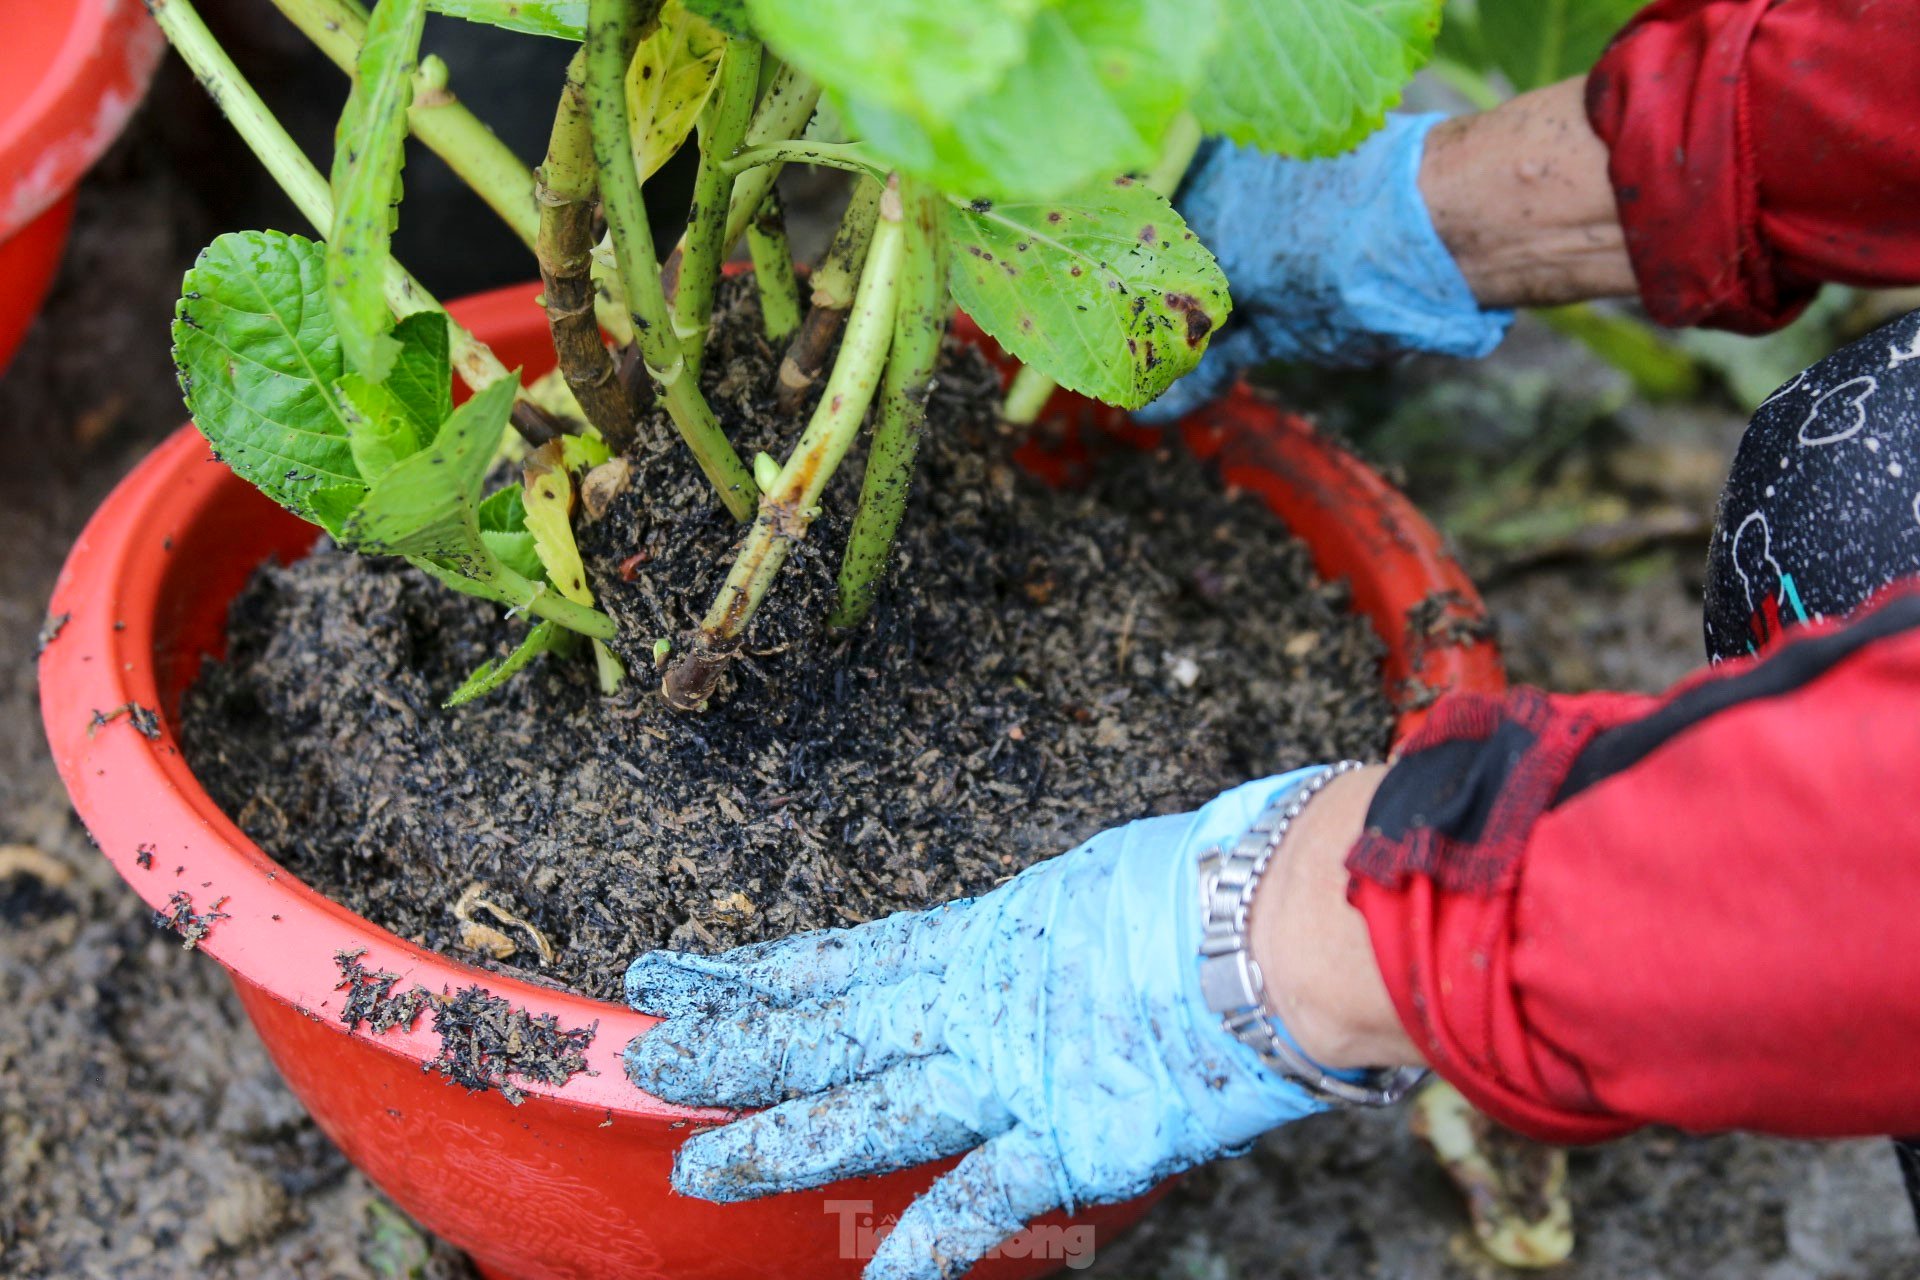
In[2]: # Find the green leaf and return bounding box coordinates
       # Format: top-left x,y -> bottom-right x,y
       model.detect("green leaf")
382,310 -> 453,438
520,450 -> 595,606
627,2 -> 727,184
334,374 -> 421,482
331,312 -> 450,481
1191,0 -> 1441,157
328,0 -> 429,381
1475,0 -> 1640,90
446,620 -> 564,707
681,0 -> 749,36
747,0 -> 1045,120
836,0 -> 1217,201
426,0 -> 583,38
477,484 -> 544,580
174,230 -> 361,516
309,482 -> 368,542
341,375 -> 518,573
945,177 -> 1230,408
560,432 -> 612,471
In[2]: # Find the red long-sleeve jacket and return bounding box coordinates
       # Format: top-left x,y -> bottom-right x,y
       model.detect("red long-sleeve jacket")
1348,0 -> 1920,1144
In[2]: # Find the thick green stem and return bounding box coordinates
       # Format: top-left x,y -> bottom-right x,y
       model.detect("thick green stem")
270,0 -> 535,246
746,191 -> 802,344
777,174 -> 882,413
661,179 -> 907,711
672,37 -> 761,376
722,66 -> 823,256
999,364 -> 1056,425
831,179 -> 946,629
661,64 -> 820,295
1001,113 -> 1204,424
150,0 -> 538,432
585,0 -> 757,520
537,47 -> 634,448
268,0 -> 634,347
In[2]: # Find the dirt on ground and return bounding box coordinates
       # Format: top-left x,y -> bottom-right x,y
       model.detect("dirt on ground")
2,78 -> 1916,1280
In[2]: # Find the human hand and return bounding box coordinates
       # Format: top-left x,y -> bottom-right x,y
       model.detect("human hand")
1137,113 -> 1511,423
624,767 -> 1407,1279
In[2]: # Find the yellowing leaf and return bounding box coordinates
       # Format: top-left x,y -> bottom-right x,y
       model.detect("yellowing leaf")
626,2 -> 726,183
521,445 -> 626,693
521,443 -> 595,607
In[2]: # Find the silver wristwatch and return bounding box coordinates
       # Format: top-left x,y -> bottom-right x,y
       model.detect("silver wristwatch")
1196,762 -> 1427,1108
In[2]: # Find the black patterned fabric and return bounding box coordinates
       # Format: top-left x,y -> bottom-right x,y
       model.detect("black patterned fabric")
1705,309 -> 1920,660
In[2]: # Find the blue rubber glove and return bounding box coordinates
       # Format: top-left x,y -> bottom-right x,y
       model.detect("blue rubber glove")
1136,113 -> 1513,423
625,768 -> 1347,1280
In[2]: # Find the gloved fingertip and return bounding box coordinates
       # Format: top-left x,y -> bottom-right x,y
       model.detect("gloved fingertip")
622,1022 -> 709,1102
671,1126 -> 780,1204
624,950 -> 750,1017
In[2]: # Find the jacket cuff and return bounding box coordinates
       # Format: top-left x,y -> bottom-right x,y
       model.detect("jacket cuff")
1345,689 -> 1643,1144
1583,0 -> 1815,333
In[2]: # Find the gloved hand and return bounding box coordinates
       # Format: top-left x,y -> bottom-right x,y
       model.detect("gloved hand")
625,767 -> 1361,1280
1137,112 -> 1512,423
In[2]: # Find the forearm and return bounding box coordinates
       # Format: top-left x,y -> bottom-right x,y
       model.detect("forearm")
1418,76 -> 1634,311
1248,765 -> 1420,1071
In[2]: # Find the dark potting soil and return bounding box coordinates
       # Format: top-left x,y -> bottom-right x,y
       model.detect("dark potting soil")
179,279 -> 1395,1002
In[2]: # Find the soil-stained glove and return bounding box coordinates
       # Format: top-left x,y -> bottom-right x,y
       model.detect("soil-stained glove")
1137,113 -> 1512,423
626,768 -> 1345,1280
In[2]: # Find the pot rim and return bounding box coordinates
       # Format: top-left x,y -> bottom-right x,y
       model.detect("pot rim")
40,282 -> 1502,1119
0,0 -> 165,243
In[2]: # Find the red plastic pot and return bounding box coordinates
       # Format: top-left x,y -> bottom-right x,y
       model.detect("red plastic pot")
41,284 -> 1503,1280
0,0 -> 165,373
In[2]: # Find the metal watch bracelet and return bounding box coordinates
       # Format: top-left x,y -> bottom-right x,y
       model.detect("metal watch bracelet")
1196,762 -> 1427,1108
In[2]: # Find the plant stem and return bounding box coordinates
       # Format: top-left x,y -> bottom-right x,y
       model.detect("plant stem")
150,0 -> 546,439
996,363 -> 1054,427
722,65 -> 824,257
660,64 -> 820,298
722,140 -> 881,179
746,191 -> 802,344
777,174 -> 882,413
269,0 -> 536,247
512,573 -> 620,638
585,0 -> 757,520
537,48 -> 635,448
411,557 -> 617,639
1146,113 -> 1205,195
1000,113 -> 1203,424
671,36 -> 761,377
661,178 -> 907,711
830,178 -> 946,629
268,0 -> 634,347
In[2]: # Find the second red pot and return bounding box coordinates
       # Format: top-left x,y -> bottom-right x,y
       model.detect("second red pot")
0,0 -> 165,373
